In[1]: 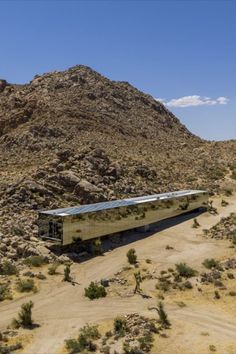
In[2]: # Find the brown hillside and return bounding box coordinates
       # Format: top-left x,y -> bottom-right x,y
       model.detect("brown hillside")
0,65 -> 235,259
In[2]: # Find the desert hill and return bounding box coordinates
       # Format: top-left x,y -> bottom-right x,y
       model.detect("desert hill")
0,65 -> 235,259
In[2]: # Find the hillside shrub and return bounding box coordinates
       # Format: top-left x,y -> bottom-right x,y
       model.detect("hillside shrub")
126,249 -> 137,265
24,256 -> 48,267
175,263 -> 197,278
0,283 -> 12,302
202,258 -> 220,269
114,316 -> 128,337
16,279 -> 37,293
0,261 -> 18,276
12,301 -> 34,328
84,282 -> 107,300
48,263 -> 59,275
65,324 -> 100,353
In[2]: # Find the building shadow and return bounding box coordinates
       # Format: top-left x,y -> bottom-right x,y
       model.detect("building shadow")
49,208 -> 206,263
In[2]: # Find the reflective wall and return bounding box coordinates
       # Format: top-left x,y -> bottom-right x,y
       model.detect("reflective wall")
61,192 -> 208,245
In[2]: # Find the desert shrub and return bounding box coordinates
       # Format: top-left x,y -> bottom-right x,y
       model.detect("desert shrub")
114,316 -> 128,337
105,330 -> 112,338
11,226 -> 24,236
222,187 -> 233,196
138,332 -> 154,351
165,245 -> 174,250
123,342 -> 140,354
134,271 -> 142,294
12,301 -> 34,328
84,282 -> 107,300
179,202 -> 189,210
65,339 -> 81,354
209,344 -> 216,352
24,256 -> 48,267
145,259 -> 152,264
207,202 -> 218,215
221,199 -> 229,207
202,258 -> 220,269
65,324 -> 100,353
16,279 -> 37,293
183,280 -> 193,289
0,283 -> 12,302
0,261 -> 18,276
156,279 -> 171,292
156,302 -> 170,328
192,218 -> 200,228
91,238 -> 103,255
126,249 -> 137,265
227,273 -> 235,279
228,291 -> 236,296
48,263 -> 59,275
232,235 -> 236,245
175,263 -> 197,278
35,273 -> 46,280
63,264 -> 72,282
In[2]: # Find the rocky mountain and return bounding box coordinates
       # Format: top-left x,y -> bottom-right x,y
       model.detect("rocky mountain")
0,65 -> 235,260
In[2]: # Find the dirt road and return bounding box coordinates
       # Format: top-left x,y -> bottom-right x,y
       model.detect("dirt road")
0,196 -> 236,354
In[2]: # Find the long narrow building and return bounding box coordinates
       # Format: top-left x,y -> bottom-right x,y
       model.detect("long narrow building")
38,190 -> 208,245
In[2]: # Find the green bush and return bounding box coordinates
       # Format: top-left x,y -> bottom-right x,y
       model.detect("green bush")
221,199 -> 229,207
63,264 -> 72,282
183,280 -> 193,289
16,279 -> 37,293
84,282 -> 107,300
175,263 -> 197,278
113,316 -> 128,337
157,301 -> 170,328
12,301 -> 34,328
156,279 -> 171,292
24,256 -> 48,267
0,261 -> 18,276
126,249 -> 137,265
91,238 -> 103,255
48,263 -> 59,275
65,324 -> 100,353
192,218 -> 200,228
138,332 -> 154,351
0,283 -> 12,301
202,258 -> 220,269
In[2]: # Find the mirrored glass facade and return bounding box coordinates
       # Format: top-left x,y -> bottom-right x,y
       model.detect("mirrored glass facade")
38,191 -> 208,245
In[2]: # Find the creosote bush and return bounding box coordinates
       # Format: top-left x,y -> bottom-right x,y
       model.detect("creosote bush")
192,218 -> 200,228
149,302 -> 170,329
0,261 -> 18,276
114,316 -> 128,337
48,263 -> 59,275
24,256 -> 48,267
16,279 -> 37,293
63,264 -> 72,282
126,248 -> 137,265
0,283 -> 12,301
175,263 -> 197,278
221,199 -> 229,207
12,301 -> 34,328
202,258 -> 220,269
84,282 -> 107,300
65,324 -> 100,353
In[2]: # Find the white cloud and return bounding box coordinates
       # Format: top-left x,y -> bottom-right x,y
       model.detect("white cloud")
155,95 -> 229,108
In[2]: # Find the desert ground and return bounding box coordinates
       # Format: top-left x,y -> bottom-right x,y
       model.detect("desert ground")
0,195 -> 236,354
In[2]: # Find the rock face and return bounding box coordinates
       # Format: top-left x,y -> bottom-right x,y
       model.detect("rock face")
0,65 -> 235,261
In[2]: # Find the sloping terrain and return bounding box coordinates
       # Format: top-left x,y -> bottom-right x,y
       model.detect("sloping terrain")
0,195 -> 236,354
0,65 -> 236,261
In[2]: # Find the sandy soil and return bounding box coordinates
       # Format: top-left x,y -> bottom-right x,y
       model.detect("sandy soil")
0,195 -> 236,354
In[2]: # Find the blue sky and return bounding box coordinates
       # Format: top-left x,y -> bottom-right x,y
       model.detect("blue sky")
0,0 -> 235,141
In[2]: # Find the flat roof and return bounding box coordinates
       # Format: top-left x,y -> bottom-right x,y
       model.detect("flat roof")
39,190 -> 206,217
